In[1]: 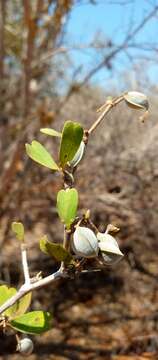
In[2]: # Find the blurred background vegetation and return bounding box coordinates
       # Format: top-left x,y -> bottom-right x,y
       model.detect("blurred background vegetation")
0,1 -> 158,359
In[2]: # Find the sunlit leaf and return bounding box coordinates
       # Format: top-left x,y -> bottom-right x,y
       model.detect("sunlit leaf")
40,128 -> 61,137
11,222 -> 24,241
0,285 -> 17,318
57,188 -> 78,229
59,121 -> 83,167
10,311 -> 52,335
25,140 -> 59,170
0,286 -> 32,319
40,235 -> 73,264
14,293 -> 32,318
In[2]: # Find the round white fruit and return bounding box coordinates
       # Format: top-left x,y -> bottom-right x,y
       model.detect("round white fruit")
72,226 -> 99,258
70,141 -> 85,167
17,337 -> 34,356
97,232 -> 123,265
124,91 -> 149,110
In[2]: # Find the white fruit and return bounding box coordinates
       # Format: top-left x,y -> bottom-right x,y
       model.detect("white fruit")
17,337 -> 34,356
72,226 -> 99,258
124,91 -> 149,110
97,232 -> 123,265
70,141 -> 85,167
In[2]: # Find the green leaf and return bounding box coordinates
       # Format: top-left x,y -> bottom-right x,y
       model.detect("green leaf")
11,222 -> 24,241
25,140 -> 59,170
59,121 -> 83,167
40,235 -> 73,264
10,311 -> 52,335
0,286 -> 32,319
57,188 -> 78,229
40,128 -> 61,137
0,285 -> 17,318
14,293 -> 32,318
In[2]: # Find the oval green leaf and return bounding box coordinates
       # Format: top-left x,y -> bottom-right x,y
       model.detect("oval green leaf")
10,311 -> 52,335
14,292 -> 32,318
11,222 -> 24,241
40,128 -> 61,137
0,285 -> 32,319
57,188 -> 78,229
40,235 -> 73,264
59,121 -> 83,167
0,285 -> 17,318
25,140 -> 59,170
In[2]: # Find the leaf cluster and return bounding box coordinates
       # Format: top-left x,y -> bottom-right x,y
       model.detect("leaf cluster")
25,121 -> 83,171
0,286 -> 51,335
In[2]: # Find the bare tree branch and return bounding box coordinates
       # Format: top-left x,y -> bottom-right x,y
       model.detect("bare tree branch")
0,0 -> 5,79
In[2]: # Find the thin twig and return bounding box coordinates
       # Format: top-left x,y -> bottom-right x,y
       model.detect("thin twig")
81,269 -> 101,273
0,0 -> 5,79
61,226 -> 72,271
23,0 -> 37,116
63,227 -> 71,251
88,95 -> 124,135
21,244 -> 30,285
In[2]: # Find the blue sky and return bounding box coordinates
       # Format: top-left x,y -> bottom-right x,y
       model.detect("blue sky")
65,0 -> 158,88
